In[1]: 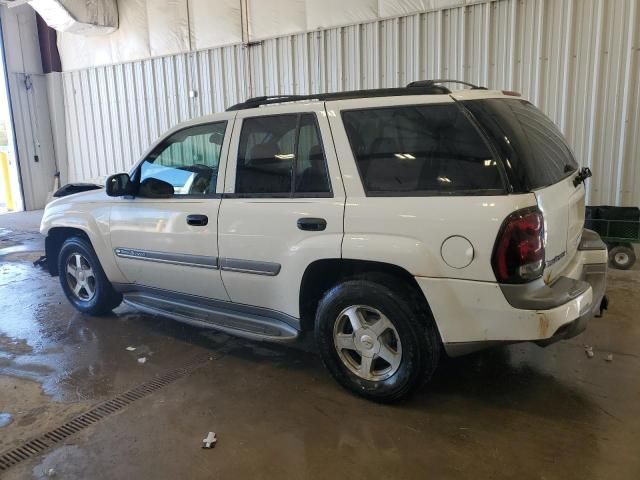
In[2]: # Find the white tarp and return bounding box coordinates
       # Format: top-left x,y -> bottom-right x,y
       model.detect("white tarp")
306,0 -> 378,30
29,0 -> 118,35
110,0 -> 149,63
57,0 -> 151,72
53,0 -> 472,70
189,0 -> 242,50
379,0 -> 465,17
247,0 -> 306,41
147,0 -> 189,57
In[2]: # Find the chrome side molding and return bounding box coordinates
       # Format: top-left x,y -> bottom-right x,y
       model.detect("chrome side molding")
114,248 -> 218,269
114,248 -> 281,276
220,258 -> 281,276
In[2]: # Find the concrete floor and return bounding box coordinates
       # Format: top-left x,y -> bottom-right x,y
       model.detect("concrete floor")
0,213 -> 639,480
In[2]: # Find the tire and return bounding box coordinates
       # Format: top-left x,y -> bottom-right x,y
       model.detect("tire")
609,245 -> 636,270
57,236 -> 122,315
315,279 -> 440,403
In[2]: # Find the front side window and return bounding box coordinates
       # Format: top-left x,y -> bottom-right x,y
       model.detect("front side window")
236,113 -> 331,196
342,104 -> 503,195
139,122 -> 227,196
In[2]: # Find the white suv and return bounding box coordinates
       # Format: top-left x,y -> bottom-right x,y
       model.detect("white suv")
41,80 -> 608,402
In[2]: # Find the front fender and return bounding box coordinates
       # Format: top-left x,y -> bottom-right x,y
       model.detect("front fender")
41,201 -> 126,284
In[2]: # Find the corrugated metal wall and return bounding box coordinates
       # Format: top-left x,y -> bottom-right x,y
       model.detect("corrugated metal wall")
61,0 -> 640,206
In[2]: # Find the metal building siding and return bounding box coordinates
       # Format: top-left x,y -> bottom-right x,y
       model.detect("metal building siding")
61,0 -> 640,206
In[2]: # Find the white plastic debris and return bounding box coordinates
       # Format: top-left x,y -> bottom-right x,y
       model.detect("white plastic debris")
137,357 -> 147,364
585,345 -> 594,358
202,431 -> 217,449
606,354 -> 613,362
47,468 -> 56,477
126,346 -> 136,351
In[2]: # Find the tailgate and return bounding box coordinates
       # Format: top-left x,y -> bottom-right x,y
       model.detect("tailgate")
535,175 -> 586,282
460,97 -> 587,283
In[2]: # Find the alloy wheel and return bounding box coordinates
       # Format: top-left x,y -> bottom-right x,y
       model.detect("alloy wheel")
66,253 -> 97,301
333,305 -> 402,381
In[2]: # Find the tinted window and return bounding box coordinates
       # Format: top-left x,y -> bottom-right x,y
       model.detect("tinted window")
342,104 -> 502,195
462,98 -> 578,191
236,114 -> 330,195
139,122 -> 226,196
295,115 -> 330,193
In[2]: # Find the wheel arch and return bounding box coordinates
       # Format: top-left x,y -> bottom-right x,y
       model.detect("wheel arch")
45,227 -> 91,276
44,224 -> 123,284
299,258 -> 440,337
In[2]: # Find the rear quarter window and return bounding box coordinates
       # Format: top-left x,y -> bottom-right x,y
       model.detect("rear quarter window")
462,98 -> 578,191
341,103 -> 504,196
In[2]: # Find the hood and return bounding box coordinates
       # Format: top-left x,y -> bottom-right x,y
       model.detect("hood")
46,187 -> 110,209
53,182 -> 103,198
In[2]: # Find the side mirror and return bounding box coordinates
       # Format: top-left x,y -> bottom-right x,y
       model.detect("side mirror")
106,173 -> 134,197
138,177 -> 174,198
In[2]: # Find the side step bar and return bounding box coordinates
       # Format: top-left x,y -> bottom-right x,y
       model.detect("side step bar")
122,291 -> 299,342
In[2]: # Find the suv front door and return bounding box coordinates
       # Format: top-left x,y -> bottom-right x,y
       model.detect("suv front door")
109,115 -> 234,300
218,103 -> 345,319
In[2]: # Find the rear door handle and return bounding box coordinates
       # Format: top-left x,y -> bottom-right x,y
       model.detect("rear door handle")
297,218 -> 327,231
187,214 -> 209,226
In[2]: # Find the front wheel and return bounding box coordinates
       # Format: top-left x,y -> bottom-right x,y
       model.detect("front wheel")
58,236 -> 122,315
609,245 -> 636,270
315,280 -> 440,403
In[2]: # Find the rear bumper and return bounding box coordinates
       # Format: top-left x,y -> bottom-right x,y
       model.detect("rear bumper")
535,262 -> 607,346
417,229 -> 608,357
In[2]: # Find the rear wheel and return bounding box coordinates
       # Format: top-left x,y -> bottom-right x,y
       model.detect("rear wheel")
315,279 -> 440,403
609,245 -> 636,270
58,237 -> 122,315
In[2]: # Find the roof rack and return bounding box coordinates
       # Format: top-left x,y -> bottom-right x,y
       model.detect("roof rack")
226,79 -> 487,111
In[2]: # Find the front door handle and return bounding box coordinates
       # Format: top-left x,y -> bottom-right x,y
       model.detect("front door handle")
187,214 -> 209,226
297,218 -> 327,231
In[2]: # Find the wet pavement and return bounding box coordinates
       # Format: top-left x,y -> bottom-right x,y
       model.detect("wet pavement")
0,220 -> 639,479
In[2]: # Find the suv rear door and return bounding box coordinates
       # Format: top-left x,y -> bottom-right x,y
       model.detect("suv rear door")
462,97 -> 584,281
217,102 -> 345,319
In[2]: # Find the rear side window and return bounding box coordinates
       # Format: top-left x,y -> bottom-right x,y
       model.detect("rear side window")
341,104 -> 502,196
462,98 -> 578,191
236,113 -> 331,196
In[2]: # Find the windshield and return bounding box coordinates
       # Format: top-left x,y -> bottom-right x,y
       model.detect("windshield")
462,98 -> 578,191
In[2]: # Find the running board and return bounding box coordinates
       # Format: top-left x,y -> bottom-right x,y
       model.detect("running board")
122,291 -> 299,342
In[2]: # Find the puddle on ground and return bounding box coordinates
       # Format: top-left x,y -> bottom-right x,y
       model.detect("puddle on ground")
0,228 -> 44,262
0,412 -> 12,427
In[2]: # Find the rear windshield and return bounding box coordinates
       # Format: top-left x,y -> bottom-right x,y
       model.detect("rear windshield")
341,103 -> 503,196
462,98 -> 578,191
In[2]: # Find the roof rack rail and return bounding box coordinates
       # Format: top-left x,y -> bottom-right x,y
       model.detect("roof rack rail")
226,79 -> 487,111
407,79 -> 487,90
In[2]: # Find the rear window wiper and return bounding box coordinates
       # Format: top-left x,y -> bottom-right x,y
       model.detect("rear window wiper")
573,166 -> 592,187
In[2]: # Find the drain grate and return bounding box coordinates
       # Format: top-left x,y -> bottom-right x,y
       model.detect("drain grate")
0,355 -> 209,472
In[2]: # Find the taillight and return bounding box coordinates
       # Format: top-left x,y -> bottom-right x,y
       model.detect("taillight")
492,207 -> 545,283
